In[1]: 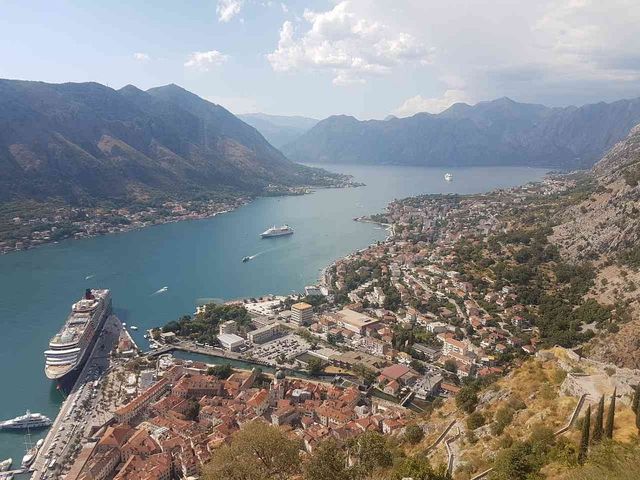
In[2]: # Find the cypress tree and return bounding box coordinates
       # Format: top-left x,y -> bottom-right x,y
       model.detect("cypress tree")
578,404 -> 591,464
605,388 -> 616,439
636,398 -> 640,433
632,385 -> 640,416
592,395 -> 604,443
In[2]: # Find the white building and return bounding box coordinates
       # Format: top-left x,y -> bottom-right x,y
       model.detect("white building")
304,285 -> 323,297
333,308 -> 381,335
426,321 -> 448,334
248,323 -> 283,344
291,302 -> 313,326
217,333 -> 245,351
372,286 -> 386,306
219,320 -> 237,335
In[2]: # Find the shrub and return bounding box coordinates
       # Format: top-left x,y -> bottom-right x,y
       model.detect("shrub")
467,412 -> 486,430
492,407 -> 515,436
404,424 -> 425,445
456,385 -> 479,414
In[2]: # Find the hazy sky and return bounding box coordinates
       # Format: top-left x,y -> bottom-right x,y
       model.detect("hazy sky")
2,0 -> 640,119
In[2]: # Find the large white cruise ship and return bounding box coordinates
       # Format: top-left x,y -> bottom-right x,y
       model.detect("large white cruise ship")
260,225 -> 294,238
44,289 -> 112,383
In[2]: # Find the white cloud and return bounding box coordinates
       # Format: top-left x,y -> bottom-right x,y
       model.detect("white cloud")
267,1 -> 433,86
184,50 -> 229,71
265,0 -> 640,113
133,52 -> 150,61
393,89 -> 470,117
216,0 -> 244,23
530,0 -> 640,83
280,2 -> 288,14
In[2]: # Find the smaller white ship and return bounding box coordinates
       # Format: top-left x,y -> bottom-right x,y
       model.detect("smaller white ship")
21,433 -> 44,469
130,325 -> 138,331
260,225 -> 294,238
21,451 -> 35,469
0,458 -> 12,472
0,411 -> 52,430
444,173 -> 453,182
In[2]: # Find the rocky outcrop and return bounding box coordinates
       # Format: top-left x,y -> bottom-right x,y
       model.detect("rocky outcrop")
550,125 -> 640,262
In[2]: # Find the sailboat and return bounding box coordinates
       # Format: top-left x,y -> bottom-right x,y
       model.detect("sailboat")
21,428 -> 38,468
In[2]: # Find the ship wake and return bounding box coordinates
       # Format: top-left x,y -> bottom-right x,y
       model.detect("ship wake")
151,286 -> 168,296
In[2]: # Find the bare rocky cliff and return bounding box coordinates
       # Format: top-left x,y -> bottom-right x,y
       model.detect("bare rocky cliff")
550,125 -> 640,262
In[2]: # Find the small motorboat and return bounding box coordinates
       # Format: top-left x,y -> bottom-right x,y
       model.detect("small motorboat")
242,256 -> 251,263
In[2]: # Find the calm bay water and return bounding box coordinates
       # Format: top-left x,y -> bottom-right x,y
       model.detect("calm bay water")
0,164 -> 547,462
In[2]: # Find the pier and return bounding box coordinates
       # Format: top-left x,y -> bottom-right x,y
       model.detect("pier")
30,315 -> 122,480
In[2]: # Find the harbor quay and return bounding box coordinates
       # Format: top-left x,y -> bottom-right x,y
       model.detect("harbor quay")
30,314 -> 127,480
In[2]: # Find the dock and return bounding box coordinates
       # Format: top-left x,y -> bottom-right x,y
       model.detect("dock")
30,315 -> 123,480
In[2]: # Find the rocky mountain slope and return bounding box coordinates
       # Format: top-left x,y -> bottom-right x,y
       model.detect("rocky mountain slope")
238,113 -> 318,148
549,125 -> 640,368
0,79 -> 341,205
551,125 -> 640,261
283,97 -> 640,169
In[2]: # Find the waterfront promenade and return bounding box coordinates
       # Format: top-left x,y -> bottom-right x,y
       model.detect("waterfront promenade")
30,315 -> 122,480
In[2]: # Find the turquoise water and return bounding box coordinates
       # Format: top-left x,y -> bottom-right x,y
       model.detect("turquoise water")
0,164 -> 547,463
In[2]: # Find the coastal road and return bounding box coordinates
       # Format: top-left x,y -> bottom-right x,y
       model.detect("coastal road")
30,315 -> 122,480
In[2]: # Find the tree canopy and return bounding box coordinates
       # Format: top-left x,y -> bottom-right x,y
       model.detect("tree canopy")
204,421 -> 301,480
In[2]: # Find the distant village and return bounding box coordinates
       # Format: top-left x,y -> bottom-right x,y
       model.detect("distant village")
0,198 -> 249,254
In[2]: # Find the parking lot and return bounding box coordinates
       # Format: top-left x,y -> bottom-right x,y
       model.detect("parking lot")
248,334 -> 310,365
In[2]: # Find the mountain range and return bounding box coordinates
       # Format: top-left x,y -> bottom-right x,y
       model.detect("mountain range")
282,97 -> 640,170
238,113 -> 318,148
0,79 -> 341,205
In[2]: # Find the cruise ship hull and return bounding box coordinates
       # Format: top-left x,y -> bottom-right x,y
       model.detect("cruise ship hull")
260,230 -> 294,238
44,291 -> 112,388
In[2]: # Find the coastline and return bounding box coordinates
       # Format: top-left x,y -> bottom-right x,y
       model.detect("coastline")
0,181 -> 366,256
0,199 -> 249,255
353,215 -> 394,239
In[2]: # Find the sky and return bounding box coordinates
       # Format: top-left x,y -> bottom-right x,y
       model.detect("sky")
1,0 -> 640,119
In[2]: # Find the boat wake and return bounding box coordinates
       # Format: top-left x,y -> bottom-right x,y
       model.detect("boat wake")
151,286 -> 168,296
85,274 -> 95,280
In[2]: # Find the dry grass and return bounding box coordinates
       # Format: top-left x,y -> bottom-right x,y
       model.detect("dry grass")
450,358 -> 577,478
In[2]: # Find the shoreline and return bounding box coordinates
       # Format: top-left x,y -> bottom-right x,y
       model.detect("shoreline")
1,178 -> 366,256
353,215 -> 394,239
1,182 -> 366,256
0,201 -> 248,256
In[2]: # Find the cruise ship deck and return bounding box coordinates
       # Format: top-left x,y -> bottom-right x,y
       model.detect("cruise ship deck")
44,289 -> 111,381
